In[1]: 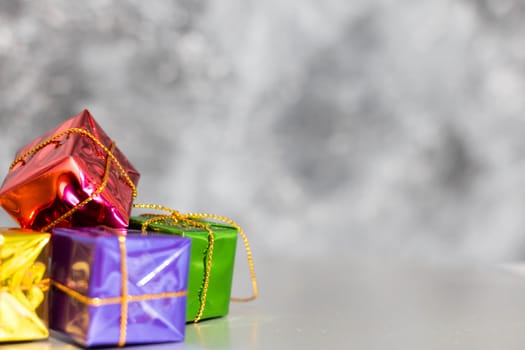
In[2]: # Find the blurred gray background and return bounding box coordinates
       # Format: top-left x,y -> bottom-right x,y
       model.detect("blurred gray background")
1,0 -> 525,262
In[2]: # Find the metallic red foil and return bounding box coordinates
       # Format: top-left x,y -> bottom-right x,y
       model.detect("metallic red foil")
0,109 -> 140,230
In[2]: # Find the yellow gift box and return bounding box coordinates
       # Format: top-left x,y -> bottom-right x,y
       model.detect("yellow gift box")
0,228 -> 50,342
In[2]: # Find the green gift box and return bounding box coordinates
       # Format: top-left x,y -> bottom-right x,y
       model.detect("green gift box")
129,215 -> 238,322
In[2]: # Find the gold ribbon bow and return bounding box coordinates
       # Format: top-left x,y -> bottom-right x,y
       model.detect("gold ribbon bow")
9,127 -> 138,233
51,226 -> 188,347
0,233 -> 51,340
132,203 -> 259,323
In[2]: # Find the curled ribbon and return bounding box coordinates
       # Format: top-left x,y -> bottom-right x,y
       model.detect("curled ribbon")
9,127 -> 138,232
132,203 -> 259,323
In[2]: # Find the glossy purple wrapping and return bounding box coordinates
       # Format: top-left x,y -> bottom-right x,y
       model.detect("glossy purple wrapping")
49,227 -> 191,347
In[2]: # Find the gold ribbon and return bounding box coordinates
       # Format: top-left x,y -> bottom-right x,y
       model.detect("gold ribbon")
51,226 -> 188,347
0,279 -> 50,293
117,231 -> 128,346
51,281 -> 187,306
132,203 -> 259,323
0,233 -> 50,341
9,127 -> 138,232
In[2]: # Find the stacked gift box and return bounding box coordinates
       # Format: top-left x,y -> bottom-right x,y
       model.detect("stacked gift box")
0,110 -> 257,347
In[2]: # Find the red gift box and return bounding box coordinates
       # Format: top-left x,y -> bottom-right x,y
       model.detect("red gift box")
0,109 -> 140,231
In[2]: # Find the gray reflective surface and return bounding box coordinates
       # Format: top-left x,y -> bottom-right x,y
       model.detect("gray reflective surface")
4,256 -> 525,349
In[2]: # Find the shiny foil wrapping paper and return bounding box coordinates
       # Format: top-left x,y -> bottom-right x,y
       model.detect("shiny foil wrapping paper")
0,109 -> 140,231
0,228 -> 50,342
129,217 -> 237,322
49,227 -> 191,347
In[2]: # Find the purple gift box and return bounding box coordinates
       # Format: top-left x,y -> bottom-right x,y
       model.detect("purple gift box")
49,227 -> 191,347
